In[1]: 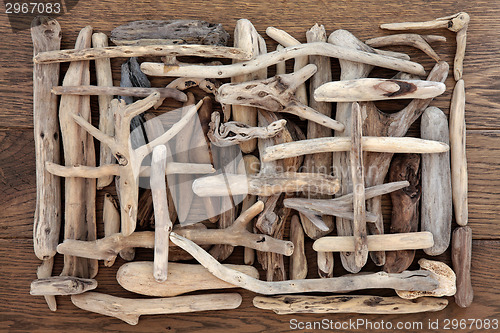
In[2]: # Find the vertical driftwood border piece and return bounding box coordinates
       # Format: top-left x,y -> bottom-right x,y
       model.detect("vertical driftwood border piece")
289,215 -> 307,280
452,226 -> 473,307
103,193 -> 120,267
242,155 -> 261,265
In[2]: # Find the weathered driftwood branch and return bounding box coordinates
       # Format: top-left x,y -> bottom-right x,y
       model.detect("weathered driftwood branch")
117,261 -> 259,297
365,34 -> 446,62
452,226 -> 473,307
421,107 -> 452,255
242,155 -> 260,265
192,173 -> 340,197
103,193 -> 120,267
36,258 -> 57,311
289,215 -> 307,280
216,65 -> 344,131
253,295 -> 448,314
450,80 -> 468,226
384,154 -> 421,273
313,232 -> 433,252
170,233 -> 439,294
380,12 -> 469,80
208,112 -> 286,147
71,292 -> 242,325
140,41 -> 427,77
31,16 -> 62,261
314,78 -> 445,102
30,277 -> 97,295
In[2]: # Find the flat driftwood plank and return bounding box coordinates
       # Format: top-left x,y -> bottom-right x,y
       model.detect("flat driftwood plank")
452,226 -> 473,307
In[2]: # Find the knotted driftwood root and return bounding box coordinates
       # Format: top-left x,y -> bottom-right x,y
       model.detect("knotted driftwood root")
365,34 -> 446,62
384,154 -> 421,273
71,292 -> 242,325
30,277 -> 97,296
289,215 -> 307,280
253,295 -> 448,314
452,226 -> 473,308
170,233 -> 439,294
117,261 -> 259,297
421,107 -> 452,255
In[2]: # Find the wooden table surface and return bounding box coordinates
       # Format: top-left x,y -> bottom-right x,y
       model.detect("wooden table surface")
1,0 -> 500,332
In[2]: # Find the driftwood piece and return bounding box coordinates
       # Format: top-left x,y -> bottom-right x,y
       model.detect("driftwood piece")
450,80 -> 468,226
71,292 -> 242,325
208,112 -> 286,147
140,41 -> 427,77
31,17 -> 62,261
396,259 -> 456,299
253,295 -> 448,314
36,258 -> 57,311
52,85 -> 187,101
192,173 -> 340,197
30,277 -> 97,296
170,233 -> 439,294
421,107 -> 452,255
452,226 -> 473,307
103,193 -> 120,267
111,19 -> 230,46
384,154 -> 421,273
380,12 -> 469,80
117,261 -> 259,297
217,65 -> 344,131
365,34 -> 446,62
313,232 -> 434,252
242,155 -> 260,265
289,215 -> 307,280
314,78 -> 445,102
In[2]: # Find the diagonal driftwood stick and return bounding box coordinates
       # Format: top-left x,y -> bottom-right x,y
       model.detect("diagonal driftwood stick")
71,292 -> 242,325
51,85 -> 187,101
30,277 -> 97,296
366,34 -> 446,62
253,295 -> 448,314
170,233 -> 439,294
140,42 -> 426,77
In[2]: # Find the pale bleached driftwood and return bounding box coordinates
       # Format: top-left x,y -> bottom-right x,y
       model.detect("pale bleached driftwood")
111,19 -> 230,46
31,17 -> 62,261
421,107 -> 452,255
140,41 -> 427,77
289,215 -> 307,280
103,193 -> 120,267
253,295 -> 448,314
170,233 -> 439,294
450,79 -> 468,226
313,232 -> 434,252
396,259 -> 456,299
314,78 -> 445,102
117,261 -> 259,297
366,34 -> 446,62
151,145 -> 172,282
317,251 -> 334,278
30,277 -> 97,296
384,154 -> 421,273
241,155 -> 260,265
380,12 -> 469,80
216,65 -> 344,131
71,292 -> 242,325
452,226 -> 473,308
192,173 -> 340,197
36,258 -> 57,311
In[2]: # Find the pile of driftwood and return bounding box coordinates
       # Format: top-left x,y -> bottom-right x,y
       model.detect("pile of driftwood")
30,13 -> 472,324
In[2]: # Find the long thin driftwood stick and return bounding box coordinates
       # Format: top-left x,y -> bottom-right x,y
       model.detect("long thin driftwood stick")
30,276 -> 97,295
242,155 -> 260,265
36,258 -> 57,311
103,193 -> 120,267
289,215 -> 307,280
51,85 -> 187,101
365,34 -> 446,62
452,226 -> 473,307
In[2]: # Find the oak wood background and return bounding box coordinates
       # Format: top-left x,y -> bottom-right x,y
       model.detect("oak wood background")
1,0 -> 500,332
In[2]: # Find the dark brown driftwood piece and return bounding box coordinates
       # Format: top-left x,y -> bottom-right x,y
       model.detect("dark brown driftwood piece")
452,226 -> 473,308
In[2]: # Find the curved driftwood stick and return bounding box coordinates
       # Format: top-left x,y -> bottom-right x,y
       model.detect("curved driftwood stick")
30,276 -> 97,295
117,261 -> 259,297
170,233 -> 439,294
253,295 -> 448,314
140,42 -> 426,77
71,292 -> 242,325
192,173 -> 340,197
51,85 -> 187,101
263,137 -> 449,162
452,226 -> 473,308
366,34 -> 446,62
313,232 -> 434,252
34,44 -> 253,64
314,78 -> 445,102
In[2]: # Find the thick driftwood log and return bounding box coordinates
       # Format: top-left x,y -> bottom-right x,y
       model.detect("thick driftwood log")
51,85 -> 187,101
36,258 -> 57,311
103,193 -> 120,267
242,155 -> 261,265
384,154 -> 421,273
365,34 -> 446,62
30,277 -> 97,295
253,295 -> 448,314
71,292 -> 242,325
111,19 -> 230,46
31,17 -> 62,261
314,78 -> 445,102
452,226 -> 473,307
421,107 -> 452,255
58,26 -> 97,279
140,42 -> 427,77
450,80 -> 468,226
117,261 -> 259,297
170,233 -> 439,294
289,215 -> 307,280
